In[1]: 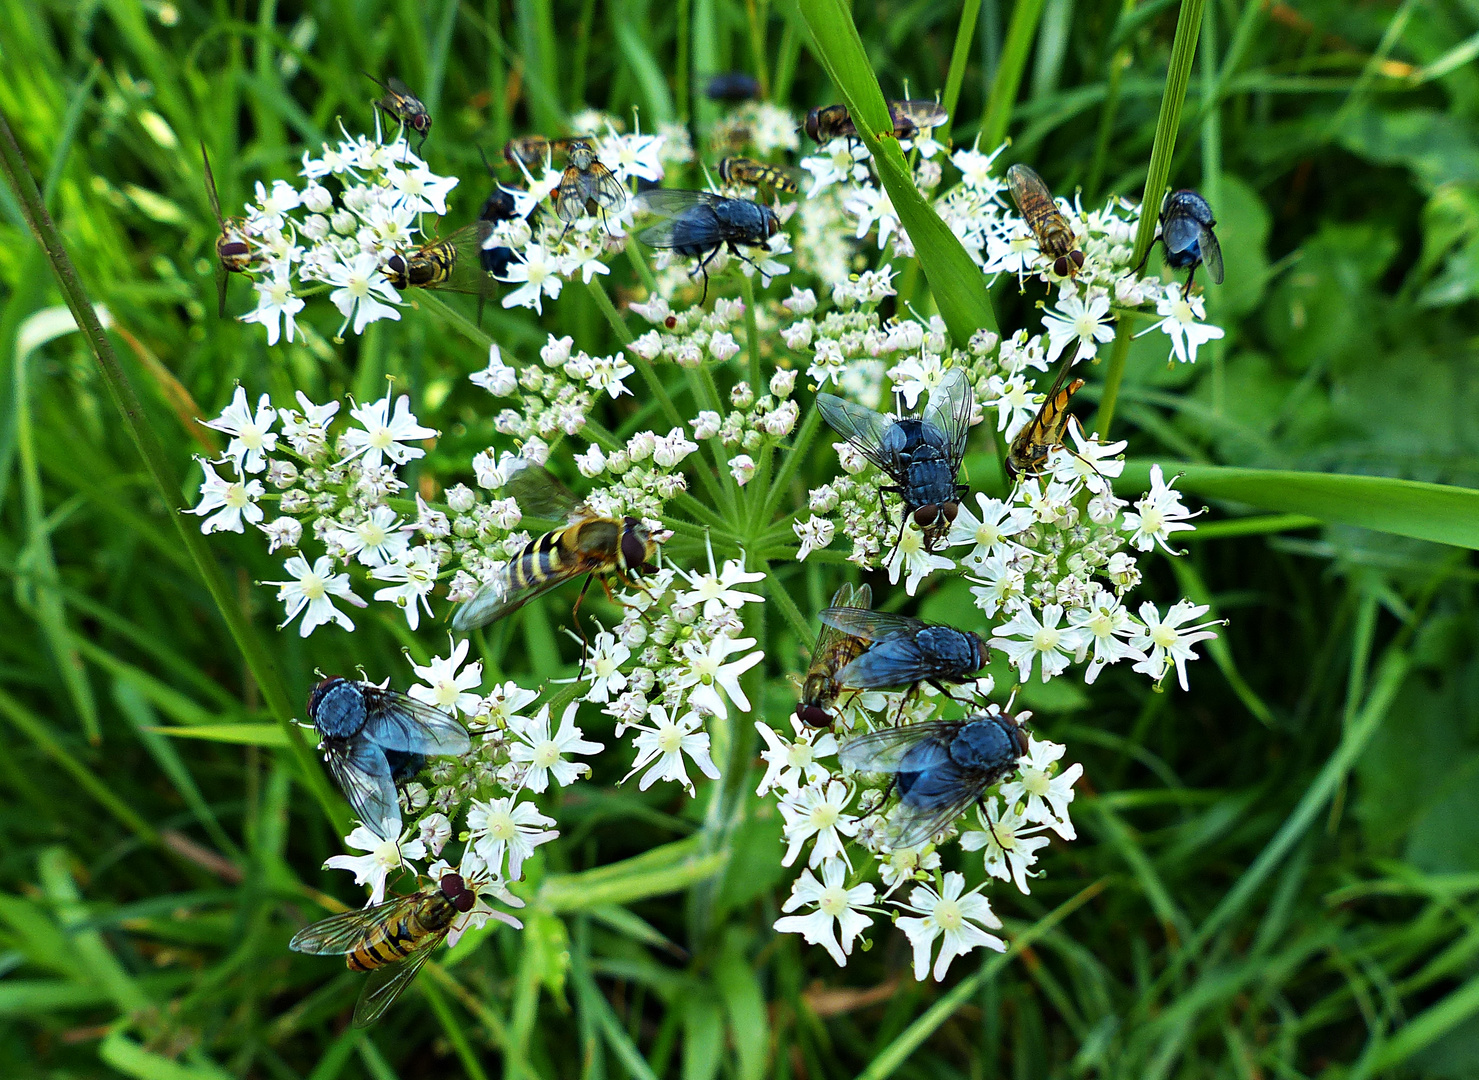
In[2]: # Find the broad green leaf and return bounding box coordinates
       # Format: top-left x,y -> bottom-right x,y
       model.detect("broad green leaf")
149,724 -> 290,747
796,0 -> 997,341
716,932 -> 769,1080
1118,461 -> 1479,550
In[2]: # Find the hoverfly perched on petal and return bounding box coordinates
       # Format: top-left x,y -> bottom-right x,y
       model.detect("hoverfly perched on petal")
1141,189 -> 1223,298
289,872 -> 479,1027
839,708 -> 1028,849
632,189 -> 780,302
451,464 -> 659,635
816,367 -> 973,552
365,74 -> 432,153
200,142 -> 262,317
555,138 -> 628,230
796,583 -> 873,728
717,157 -> 800,195
1005,358 -> 1087,480
803,99 -> 948,144
307,677 -> 471,841
818,607 -> 990,707
1005,164 -> 1085,279
503,135 -> 578,170
381,221 -> 503,324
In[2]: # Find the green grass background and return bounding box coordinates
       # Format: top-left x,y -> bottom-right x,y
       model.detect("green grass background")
3,0 -> 1479,1077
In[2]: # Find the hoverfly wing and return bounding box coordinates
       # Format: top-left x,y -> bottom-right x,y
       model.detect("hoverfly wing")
1198,223 -> 1224,285
888,100 -> 948,136
323,737 -> 401,840
921,368 -> 974,469
810,582 -> 860,657
452,568 -> 571,632
288,892 -> 425,955
434,222 -> 500,297
838,721 -> 959,773
815,393 -> 903,475
357,686 -> 470,757
1004,164 -> 1053,219
353,939 -> 440,1028
507,464 -> 584,522
200,141 -> 225,225
817,606 -> 923,643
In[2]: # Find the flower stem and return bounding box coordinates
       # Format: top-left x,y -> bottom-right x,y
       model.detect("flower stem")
0,109 -> 348,834
1092,315 -> 1136,437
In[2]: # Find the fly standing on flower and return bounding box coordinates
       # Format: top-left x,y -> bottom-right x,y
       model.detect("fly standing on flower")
817,608 -> 990,715
1005,164 -> 1085,279
289,872 -> 478,1027
839,708 -> 1028,848
1138,189 -> 1224,298
803,99 -> 948,144
717,157 -> 800,195
307,677 -> 471,841
632,189 -> 780,302
815,367 -> 973,553
200,141 -> 261,318
365,74 -> 432,153
381,221 -> 501,307
451,464 -> 659,641
1005,358 -> 1087,480
796,583 -> 874,729
503,135 -> 577,171
554,138 -> 628,231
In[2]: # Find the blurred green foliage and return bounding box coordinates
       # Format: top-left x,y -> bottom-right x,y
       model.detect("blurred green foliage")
1,0 -> 1479,1078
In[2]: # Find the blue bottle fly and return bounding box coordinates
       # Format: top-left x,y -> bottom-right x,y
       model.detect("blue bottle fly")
839,711 -> 1030,849
633,189 -> 780,302
1140,189 -> 1223,298
817,607 -> 989,701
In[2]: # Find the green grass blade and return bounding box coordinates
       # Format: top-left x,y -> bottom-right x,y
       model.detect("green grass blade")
1116,461 -> 1479,550
797,0 -> 997,340
980,0 -> 1047,151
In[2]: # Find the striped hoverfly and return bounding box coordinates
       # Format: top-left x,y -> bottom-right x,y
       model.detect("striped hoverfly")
1005,164 -> 1084,279
1005,359 -> 1087,479
803,99 -> 947,144
451,464 -> 659,635
289,872 -> 479,1027
796,582 -> 873,728
717,157 -> 799,195
200,141 -> 261,317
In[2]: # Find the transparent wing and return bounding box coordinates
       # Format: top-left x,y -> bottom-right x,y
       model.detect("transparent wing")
581,164 -> 629,212
1004,164 -> 1052,217
633,189 -> 725,217
427,222 -> 499,298
200,141 -> 224,225
1198,223 -> 1224,285
451,560 -> 582,632
214,267 -> 229,320
1161,213 -> 1202,257
507,464 -> 583,522
921,368 -> 974,469
386,76 -> 416,98
838,721 -> 960,773
358,686 -> 470,756
817,607 -> 924,642
288,892 -> 427,955
835,638 -> 934,689
637,206 -> 720,250
889,100 -> 948,131
555,169 -> 588,223
353,938 -> 442,1027
888,782 -> 984,849
815,393 -> 903,476
323,737 -> 401,840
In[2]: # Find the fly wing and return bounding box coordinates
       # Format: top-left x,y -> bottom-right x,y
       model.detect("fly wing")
214,267 -> 229,320
633,189 -> 724,217
815,393 -> 903,476
1005,164 -> 1053,218
426,222 -> 498,297
288,892 -> 426,955
358,686 -> 470,756
1160,212 -> 1202,258
921,368 -> 974,469
1197,223 -> 1224,284
323,737 -> 401,840
451,559 -> 581,632
555,168 -> 588,223
200,141 -> 224,224
817,607 -> 924,642
838,721 -> 959,773
887,779 -> 983,850
835,637 -> 933,690
353,938 -> 441,1027
507,464 -> 583,522
582,164 -> 629,212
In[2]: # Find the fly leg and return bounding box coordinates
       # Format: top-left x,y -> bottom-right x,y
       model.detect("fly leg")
1181,262 -> 1198,300
604,570 -> 659,628
692,243 -> 725,304
569,573 -> 597,678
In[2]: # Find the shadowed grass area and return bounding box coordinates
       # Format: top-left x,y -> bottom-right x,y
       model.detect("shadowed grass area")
3,1 -> 1479,1078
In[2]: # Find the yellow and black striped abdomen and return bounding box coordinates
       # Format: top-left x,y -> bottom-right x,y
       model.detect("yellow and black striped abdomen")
508,528 -> 581,592
345,896 -> 454,972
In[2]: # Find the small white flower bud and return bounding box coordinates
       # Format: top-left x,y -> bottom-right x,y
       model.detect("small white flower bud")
783,286 -> 817,315
267,459 -> 298,488
607,449 -> 630,474
631,330 -> 664,360
674,341 -> 703,368
418,812 -> 451,855
330,208 -> 357,235
446,484 -> 477,512
575,444 -> 606,477
541,334 -> 573,367
522,437 -> 550,465
259,516 -> 302,553
627,431 -> 656,462
301,214 -> 330,240
836,441 -> 868,474
693,410 -> 722,440
709,331 -> 740,362
301,182 -> 333,213
730,454 -> 756,485
765,398 -> 799,437
279,489 -> 311,513
969,329 -> 999,357
781,320 -> 814,349
731,381 -> 754,409
770,369 -> 798,397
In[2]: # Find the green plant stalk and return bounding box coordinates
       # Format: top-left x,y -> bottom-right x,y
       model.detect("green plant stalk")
1100,0 -> 1205,436
798,0 -> 997,342
0,110 -> 347,834
980,0 -> 1048,151
938,0 -> 983,146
